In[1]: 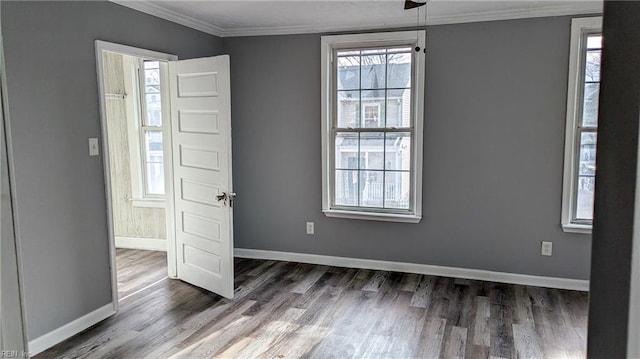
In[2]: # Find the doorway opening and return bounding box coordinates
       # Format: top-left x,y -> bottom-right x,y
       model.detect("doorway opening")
97,46 -> 176,303
96,41 -> 236,309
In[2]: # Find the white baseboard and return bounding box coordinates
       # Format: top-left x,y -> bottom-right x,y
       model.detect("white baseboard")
28,303 -> 115,356
234,248 -> 589,292
115,236 -> 166,252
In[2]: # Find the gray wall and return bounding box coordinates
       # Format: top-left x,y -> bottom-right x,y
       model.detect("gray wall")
1,24 -> 26,349
1,1 -> 223,339
587,1 -> 640,357
225,16 -> 592,280
1,2 -> 25,350
1,105 -> 25,353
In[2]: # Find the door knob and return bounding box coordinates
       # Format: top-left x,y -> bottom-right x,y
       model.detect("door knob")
216,192 -> 228,206
216,192 -> 236,207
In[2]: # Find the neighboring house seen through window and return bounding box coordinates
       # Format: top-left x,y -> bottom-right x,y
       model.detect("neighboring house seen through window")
321,31 -> 425,223
562,17 -> 602,233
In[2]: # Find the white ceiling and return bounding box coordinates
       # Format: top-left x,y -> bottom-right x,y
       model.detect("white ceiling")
113,0 -> 603,37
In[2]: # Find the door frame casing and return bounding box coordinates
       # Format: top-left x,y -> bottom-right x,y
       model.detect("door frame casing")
94,40 -> 178,311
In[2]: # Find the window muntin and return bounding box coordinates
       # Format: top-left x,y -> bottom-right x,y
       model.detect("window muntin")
139,60 -> 165,197
562,17 -> 602,233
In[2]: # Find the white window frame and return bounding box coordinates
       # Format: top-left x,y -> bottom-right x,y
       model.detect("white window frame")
321,31 -> 425,223
124,57 -> 168,208
561,16 -> 602,234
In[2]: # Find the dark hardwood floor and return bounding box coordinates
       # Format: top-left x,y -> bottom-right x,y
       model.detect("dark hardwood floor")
37,251 -> 589,358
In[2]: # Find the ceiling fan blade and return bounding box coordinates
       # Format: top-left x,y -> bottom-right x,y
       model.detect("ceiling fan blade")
404,0 -> 427,10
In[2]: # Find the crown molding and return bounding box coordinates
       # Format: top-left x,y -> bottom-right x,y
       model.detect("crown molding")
223,2 -> 602,37
111,0 -> 224,37
110,1 -> 602,38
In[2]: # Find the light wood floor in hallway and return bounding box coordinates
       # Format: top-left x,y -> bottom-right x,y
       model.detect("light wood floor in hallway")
37,249 -> 588,358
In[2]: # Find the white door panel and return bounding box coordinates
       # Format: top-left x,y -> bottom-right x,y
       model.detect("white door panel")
169,55 -> 233,299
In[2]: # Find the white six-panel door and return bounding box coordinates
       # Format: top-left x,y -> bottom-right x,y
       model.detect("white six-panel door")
169,55 -> 234,299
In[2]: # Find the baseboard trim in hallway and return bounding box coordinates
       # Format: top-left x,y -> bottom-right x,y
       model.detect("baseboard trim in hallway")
234,248 -> 589,291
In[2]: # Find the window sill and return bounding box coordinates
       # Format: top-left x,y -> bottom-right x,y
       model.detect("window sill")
130,198 -> 165,209
562,223 -> 592,234
323,209 -> 421,223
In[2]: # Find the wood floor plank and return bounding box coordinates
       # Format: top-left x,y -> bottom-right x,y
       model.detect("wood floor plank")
512,323 -> 545,359
410,275 -> 433,308
362,270 -> 389,292
416,317 -> 447,359
489,284 -> 516,358
473,296 -> 491,347
399,272 -> 421,292
443,326 -> 468,359
291,265 -> 329,294
36,250 -> 589,359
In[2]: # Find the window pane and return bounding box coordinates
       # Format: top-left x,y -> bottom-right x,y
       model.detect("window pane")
337,56 -> 360,90
362,48 -> 386,55
335,132 -> 359,169
146,85 -> 161,94
387,53 -> 411,89
337,50 -> 360,56
585,50 -> 601,82
586,35 -> 602,49
335,169 -> 358,206
144,61 -> 159,70
582,83 -> 599,127
388,47 -> 412,53
385,132 -> 411,171
145,130 -> 164,161
146,162 -> 165,195
145,93 -> 162,126
576,132 -> 596,221
144,130 -> 164,195
361,55 -> 386,89
384,172 -> 410,209
360,170 -> 384,207
145,70 -> 160,84
337,90 -> 359,128
386,89 -> 411,128
143,60 -> 162,127
144,62 -> 160,86
359,132 -> 384,170
361,90 -> 386,128
576,176 -> 595,220
579,132 -> 597,175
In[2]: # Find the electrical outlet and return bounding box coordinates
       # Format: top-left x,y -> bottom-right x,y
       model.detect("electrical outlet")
541,241 -> 553,256
306,222 -> 314,235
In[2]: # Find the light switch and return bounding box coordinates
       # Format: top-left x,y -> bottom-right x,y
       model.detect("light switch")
89,138 -> 100,156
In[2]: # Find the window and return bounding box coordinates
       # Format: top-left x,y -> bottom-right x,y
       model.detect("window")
562,17 -> 602,233
139,60 -> 165,197
321,31 -> 425,223
363,103 -> 381,127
